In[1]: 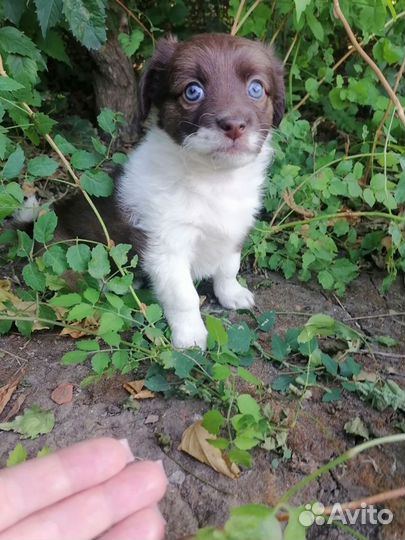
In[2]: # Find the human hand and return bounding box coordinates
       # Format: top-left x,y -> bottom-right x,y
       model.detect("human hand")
0,437 -> 167,540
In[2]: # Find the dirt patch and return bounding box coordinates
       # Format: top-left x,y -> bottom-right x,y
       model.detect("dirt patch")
0,270 -> 404,539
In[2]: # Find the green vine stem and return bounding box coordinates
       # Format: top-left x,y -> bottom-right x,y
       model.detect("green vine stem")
277,433 -> 405,506
263,210 -> 405,237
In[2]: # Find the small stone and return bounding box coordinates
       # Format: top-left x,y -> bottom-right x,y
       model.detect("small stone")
169,470 -> 186,485
106,404 -> 121,415
144,414 -> 159,424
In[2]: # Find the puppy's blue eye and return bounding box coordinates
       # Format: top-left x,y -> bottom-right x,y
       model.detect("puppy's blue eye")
184,83 -> 205,103
248,80 -> 264,99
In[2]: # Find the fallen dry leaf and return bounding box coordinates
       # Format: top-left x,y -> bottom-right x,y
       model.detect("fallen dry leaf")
354,370 -> 378,383
283,189 -> 315,219
60,317 -> 99,339
179,420 -> 240,479
123,380 -> 155,399
0,370 -> 25,416
51,383 -> 73,405
3,393 -> 26,421
0,280 -> 52,331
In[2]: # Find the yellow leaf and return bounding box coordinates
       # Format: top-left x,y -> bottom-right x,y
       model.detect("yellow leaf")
179,421 -> 240,479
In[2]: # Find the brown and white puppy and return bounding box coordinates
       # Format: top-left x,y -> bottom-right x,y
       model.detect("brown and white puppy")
52,33 -> 285,349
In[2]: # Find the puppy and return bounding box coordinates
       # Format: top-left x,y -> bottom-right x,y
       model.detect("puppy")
56,33 -> 285,349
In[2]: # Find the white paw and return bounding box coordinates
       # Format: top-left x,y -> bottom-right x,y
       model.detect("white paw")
215,281 -> 255,310
171,319 -> 208,350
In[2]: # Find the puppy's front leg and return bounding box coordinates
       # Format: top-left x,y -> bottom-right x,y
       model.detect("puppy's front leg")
147,255 -> 207,349
213,251 -> 254,310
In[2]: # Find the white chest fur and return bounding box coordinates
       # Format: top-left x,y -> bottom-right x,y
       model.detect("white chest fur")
117,127 -> 272,279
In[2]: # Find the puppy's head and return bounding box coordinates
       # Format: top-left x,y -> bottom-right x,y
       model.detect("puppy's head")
138,33 -> 285,168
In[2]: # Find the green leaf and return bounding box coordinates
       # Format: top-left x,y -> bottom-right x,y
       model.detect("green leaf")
91,351 -> 110,374
271,334 -> 289,361
37,29 -> 71,65
206,315 -> 228,347
0,406 -> 55,439
339,356 -> 361,378
108,274 -> 133,295
237,367 -> 261,387
374,335 -> 399,347
224,504 -> 282,540
22,262 -> 46,291
306,10 -> 324,41
0,192 -> 20,220
112,350 -> 129,370
321,353 -> 337,376
81,170 -> 113,197
257,311 -> 276,332
298,314 -> 336,343
272,374 -> 294,392
37,447 -> 52,458
110,244 -> 131,266
318,270 -> 334,290
0,26 -> 43,62
54,134 -> 76,154
98,311 -> 124,335
97,108 -> 119,135
118,29 -> 144,57
34,0 -> 63,37
66,244 -> 91,272
77,339 -> 100,351
33,211 -> 57,243
62,0 -> 107,50
145,304 -> 163,324
88,244 -> 110,279
363,188 -> 375,208
294,0 -> 311,22
62,350 -> 88,364
322,388 -> 342,402
202,410 -> 225,435
4,0 -> 26,25
43,245 -> 67,274
0,77 -> 24,92
212,363 -> 231,381
228,322 -> 253,353
344,416 -> 369,439
145,365 -> 170,392
2,145 -> 25,180
171,351 -> 196,378
228,448 -> 252,468
67,302 -> 93,321
234,435 -> 259,450
17,230 -> 34,258
71,150 -> 100,170
236,394 -> 261,421
28,156 -> 59,177
6,443 -> 28,467
284,507 -> 307,540
33,113 -> 57,135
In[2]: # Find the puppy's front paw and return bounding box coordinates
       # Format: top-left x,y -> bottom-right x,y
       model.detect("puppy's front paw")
171,319 -> 208,350
215,280 -> 255,310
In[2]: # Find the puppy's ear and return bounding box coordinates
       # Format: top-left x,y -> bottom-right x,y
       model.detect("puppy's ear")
137,35 -> 178,125
265,47 -> 285,128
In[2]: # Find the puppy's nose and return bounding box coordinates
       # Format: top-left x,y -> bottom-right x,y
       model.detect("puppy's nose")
216,117 -> 246,140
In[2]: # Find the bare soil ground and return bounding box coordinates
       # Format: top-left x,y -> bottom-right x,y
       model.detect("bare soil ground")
0,270 -> 404,540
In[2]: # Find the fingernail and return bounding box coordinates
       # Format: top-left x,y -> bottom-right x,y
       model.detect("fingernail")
155,459 -> 165,472
118,438 -> 135,463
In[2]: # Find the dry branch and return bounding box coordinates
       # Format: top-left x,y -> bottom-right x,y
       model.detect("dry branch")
333,0 -> 405,130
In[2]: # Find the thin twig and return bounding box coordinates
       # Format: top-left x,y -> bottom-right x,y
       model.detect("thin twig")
283,33 -> 299,66
277,486 -> 405,522
366,54 -> 405,180
344,311 -> 405,321
114,0 -> 155,44
233,0 -> 263,36
333,0 -> 405,129
0,53 -> 112,248
230,0 -> 246,36
292,11 -> 405,112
